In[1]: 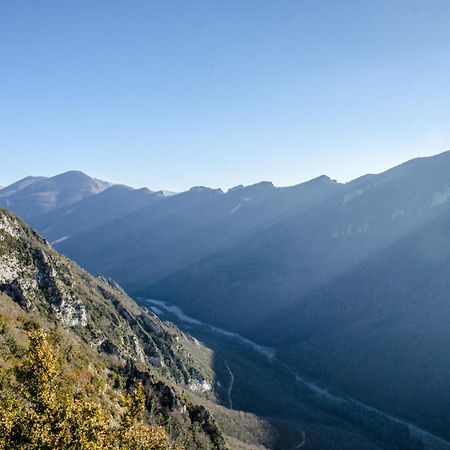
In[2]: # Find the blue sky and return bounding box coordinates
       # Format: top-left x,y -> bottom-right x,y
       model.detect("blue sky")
1,0 -> 450,191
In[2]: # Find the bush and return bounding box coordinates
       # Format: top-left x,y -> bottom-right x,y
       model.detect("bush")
0,329 -> 175,450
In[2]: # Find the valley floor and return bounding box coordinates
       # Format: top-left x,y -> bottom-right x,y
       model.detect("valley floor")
143,298 -> 450,450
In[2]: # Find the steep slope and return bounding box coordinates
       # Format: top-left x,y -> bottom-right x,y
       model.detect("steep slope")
118,151 -> 450,441
255,207 -> 450,439
54,175 -> 341,288
0,175 -> 46,195
0,171 -> 112,219
142,150 -> 450,331
29,184 -> 165,244
0,207 -> 227,449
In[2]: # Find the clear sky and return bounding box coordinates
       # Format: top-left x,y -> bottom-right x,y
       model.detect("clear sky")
1,0 -> 450,191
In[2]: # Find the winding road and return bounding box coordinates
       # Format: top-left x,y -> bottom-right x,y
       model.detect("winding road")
145,298 -> 450,450
292,430 -> 306,449
223,359 -> 234,410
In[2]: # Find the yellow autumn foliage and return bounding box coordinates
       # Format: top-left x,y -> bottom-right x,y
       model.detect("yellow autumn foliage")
0,330 -> 174,450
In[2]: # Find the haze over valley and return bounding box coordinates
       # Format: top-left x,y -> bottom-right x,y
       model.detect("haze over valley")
2,1 -> 450,448
2,151 -> 450,448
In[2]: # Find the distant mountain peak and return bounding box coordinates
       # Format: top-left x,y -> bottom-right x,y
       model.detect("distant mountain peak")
248,180 -> 275,189
0,171 -> 114,218
228,181 -> 275,194
55,169 -> 89,177
189,186 -> 223,194
288,175 -> 340,192
102,184 -> 135,193
314,174 -> 336,183
51,170 -> 112,186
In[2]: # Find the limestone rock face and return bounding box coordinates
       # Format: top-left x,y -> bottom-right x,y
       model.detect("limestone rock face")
0,208 -> 211,390
0,208 -> 228,449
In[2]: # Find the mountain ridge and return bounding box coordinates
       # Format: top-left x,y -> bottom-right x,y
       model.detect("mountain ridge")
4,150 -> 450,444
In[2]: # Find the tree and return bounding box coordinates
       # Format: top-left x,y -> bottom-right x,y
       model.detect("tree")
0,329 -> 174,450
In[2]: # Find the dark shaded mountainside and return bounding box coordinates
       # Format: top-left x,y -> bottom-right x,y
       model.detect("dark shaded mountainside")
0,210 -> 435,450
30,184 -> 165,244
0,210 -> 401,450
2,151 -> 450,445
144,152 -> 450,440
263,206 -> 450,436
29,175 -> 342,282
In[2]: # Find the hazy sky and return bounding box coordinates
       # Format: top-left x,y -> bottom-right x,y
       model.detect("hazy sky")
1,1 -> 450,191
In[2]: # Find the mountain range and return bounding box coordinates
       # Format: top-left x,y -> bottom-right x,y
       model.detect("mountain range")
1,196 -> 427,450
2,150 -> 450,445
